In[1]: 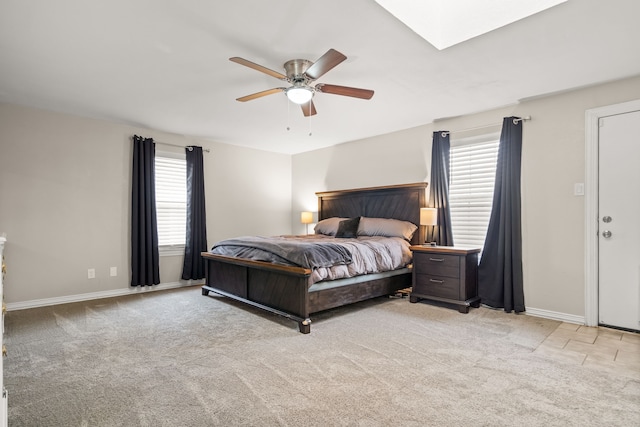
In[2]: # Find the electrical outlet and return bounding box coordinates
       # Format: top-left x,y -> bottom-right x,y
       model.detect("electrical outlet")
88,268 -> 95,279
110,267 -> 117,277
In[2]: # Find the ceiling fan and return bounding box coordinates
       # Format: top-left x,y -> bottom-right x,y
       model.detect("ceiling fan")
230,49 -> 374,117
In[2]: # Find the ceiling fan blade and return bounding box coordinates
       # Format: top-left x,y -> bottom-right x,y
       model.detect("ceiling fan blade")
315,83 -> 374,100
301,100 -> 317,117
229,57 -> 287,80
304,49 -> 347,81
236,88 -> 285,102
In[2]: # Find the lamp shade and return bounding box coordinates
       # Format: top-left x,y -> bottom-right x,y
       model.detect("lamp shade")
420,208 -> 437,226
300,211 -> 314,224
286,87 -> 313,104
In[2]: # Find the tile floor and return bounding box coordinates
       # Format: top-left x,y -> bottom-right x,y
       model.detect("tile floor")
534,322 -> 640,379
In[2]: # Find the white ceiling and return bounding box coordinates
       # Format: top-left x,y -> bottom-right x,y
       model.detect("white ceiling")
1,0 -> 639,155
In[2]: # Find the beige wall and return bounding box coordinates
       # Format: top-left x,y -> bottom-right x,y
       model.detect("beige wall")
291,125 -> 433,234
0,103 -> 291,304
292,75 -> 640,319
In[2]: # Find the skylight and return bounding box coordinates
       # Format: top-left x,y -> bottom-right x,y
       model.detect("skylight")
374,0 -> 568,50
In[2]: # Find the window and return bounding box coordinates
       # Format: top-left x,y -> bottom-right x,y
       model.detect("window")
449,134 -> 499,249
155,152 -> 186,254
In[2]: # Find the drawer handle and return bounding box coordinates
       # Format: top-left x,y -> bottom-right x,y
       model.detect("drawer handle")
429,258 -> 445,262
429,279 -> 445,284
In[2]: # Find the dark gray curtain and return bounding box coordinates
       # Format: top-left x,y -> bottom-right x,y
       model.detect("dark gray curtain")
427,131 -> 454,246
478,117 -> 525,312
131,135 -> 160,286
181,146 -> 207,280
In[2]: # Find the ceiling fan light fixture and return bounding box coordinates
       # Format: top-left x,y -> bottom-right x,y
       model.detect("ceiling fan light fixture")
230,49 -> 374,116
286,87 -> 313,104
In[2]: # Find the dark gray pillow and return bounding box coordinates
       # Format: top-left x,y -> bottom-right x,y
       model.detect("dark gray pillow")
335,217 -> 360,238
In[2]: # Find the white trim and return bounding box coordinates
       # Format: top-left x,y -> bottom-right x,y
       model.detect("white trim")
585,108 -> 600,327
6,280 -> 204,311
584,99 -> 640,327
525,307 -> 584,325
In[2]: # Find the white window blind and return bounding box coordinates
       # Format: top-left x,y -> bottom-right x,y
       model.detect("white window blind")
449,136 -> 499,249
155,154 -> 186,247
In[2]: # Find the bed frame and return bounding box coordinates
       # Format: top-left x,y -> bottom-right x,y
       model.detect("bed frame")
201,182 -> 427,333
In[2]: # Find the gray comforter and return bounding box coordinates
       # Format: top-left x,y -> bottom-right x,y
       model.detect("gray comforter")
210,236 -> 353,269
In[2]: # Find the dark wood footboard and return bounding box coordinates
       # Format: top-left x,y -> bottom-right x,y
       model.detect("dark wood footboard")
201,252 -> 314,333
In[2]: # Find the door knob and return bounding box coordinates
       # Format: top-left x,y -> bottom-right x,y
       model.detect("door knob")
602,216 -> 612,223
602,230 -> 612,238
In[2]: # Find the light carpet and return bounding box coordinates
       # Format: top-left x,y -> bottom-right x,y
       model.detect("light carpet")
4,286 -> 639,426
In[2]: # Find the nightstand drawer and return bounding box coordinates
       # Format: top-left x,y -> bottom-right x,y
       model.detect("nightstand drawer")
414,274 -> 460,300
413,252 -> 460,278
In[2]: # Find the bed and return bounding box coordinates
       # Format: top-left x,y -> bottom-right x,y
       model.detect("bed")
201,182 -> 427,333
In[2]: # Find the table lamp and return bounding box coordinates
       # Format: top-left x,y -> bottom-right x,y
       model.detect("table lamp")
420,207 -> 437,245
301,211 -> 314,235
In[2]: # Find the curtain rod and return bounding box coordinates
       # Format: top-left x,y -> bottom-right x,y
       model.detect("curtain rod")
440,116 -> 531,137
155,141 -> 210,153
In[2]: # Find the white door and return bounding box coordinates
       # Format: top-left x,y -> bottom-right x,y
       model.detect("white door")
598,109 -> 640,331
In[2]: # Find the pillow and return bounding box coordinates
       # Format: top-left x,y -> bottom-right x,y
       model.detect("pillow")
314,217 -> 348,236
357,217 -> 418,241
335,217 -> 360,238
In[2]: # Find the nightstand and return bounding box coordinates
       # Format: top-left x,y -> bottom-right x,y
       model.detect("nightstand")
409,245 -> 481,313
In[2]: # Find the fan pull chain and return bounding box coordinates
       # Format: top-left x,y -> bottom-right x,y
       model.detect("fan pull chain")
286,99 -> 291,131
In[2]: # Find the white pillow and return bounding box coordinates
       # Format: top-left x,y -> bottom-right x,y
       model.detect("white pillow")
357,217 -> 418,241
314,217 -> 348,236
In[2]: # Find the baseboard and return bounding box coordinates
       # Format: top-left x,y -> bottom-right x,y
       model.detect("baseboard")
5,280 -> 205,311
525,307 -> 585,325
7,287 -> 587,326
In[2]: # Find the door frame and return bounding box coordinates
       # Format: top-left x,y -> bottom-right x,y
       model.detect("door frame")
585,99 -> 640,326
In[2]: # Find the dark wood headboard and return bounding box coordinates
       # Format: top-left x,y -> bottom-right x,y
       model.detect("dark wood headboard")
316,182 -> 428,245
